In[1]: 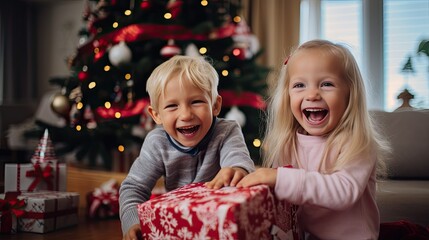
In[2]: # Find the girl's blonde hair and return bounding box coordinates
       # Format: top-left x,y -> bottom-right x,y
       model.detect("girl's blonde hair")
263,39 -> 389,178
146,55 -> 219,110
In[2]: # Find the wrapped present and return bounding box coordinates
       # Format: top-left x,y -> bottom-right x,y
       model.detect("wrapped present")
4,161 -> 67,192
86,179 -> 119,219
0,192 -> 26,234
0,191 -> 80,233
138,183 -> 298,240
4,129 -> 67,192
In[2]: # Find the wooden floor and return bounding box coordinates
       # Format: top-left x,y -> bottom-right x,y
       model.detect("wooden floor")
1,209 -> 123,240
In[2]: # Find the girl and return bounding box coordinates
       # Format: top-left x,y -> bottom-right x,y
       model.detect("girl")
237,40 -> 390,239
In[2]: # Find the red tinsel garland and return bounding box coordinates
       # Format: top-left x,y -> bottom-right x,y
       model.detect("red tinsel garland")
96,98 -> 150,119
220,90 -> 266,110
76,23 -> 236,62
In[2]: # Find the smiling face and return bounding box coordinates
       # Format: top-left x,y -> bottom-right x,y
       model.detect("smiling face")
287,48 -> 350,136
148,76 -> 222,147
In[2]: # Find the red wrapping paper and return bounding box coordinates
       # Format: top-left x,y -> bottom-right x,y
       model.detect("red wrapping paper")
138,183 -> 298,240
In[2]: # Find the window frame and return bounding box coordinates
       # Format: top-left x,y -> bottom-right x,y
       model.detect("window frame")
300,0 -> 385,110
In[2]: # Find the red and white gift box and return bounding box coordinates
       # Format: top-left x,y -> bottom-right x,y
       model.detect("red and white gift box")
0,192 -> 26,234
4,161 -> 67,192
86,179 -> 119,219
0,191 -> 79,233
138,183 -> 298,240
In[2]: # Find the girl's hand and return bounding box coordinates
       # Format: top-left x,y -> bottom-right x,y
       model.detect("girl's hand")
236,168 -> 277,188
123,224 -> 142,240
205,167 -> 247,189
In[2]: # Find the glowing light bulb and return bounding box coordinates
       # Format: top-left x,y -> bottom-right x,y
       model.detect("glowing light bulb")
104,102 -> 111,109
118,145 -> 125,152
253,138 -> 261,147
199,47 -> 207,54
76,102 -> 83,110
164,13 -> 172,19
88,82 -> 96,89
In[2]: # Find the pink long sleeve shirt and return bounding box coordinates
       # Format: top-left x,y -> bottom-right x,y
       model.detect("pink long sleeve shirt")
275,133 -> 379,240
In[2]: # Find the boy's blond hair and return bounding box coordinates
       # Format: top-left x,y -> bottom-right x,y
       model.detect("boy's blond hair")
146,55 -> 219,110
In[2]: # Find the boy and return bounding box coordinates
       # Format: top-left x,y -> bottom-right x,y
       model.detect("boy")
119,55 -> 255,240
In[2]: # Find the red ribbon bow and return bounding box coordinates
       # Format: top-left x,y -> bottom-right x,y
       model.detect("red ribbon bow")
0,192 -> 26,233
89,190 -> 119,218
25,162 -> 54,191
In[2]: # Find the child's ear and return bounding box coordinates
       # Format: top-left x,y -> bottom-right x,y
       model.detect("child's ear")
212,95 -> 222,116
147,105 -> 162,124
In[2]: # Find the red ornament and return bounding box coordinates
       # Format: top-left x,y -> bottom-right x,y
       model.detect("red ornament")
160,39 -> 181,58
140,0 -> 151,10
232,47 -> 246,60
167,0 -> 183,18
78,71 -> 89,81
94,48 -> 106,61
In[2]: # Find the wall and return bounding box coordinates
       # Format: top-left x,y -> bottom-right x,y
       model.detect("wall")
35,0 -> 85,96
0,1 -> 84,148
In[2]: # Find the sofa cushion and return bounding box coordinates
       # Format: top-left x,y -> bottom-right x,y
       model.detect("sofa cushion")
371,110 -> 429,179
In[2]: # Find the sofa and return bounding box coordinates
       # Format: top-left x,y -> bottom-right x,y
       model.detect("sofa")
372,109 -> 429,226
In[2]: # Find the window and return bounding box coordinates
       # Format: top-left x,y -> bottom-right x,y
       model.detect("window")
300,0 -> 429,111
384,0 -> 429,110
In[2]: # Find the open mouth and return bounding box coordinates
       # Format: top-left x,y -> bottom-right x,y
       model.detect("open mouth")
303,108 -> 328,122
177,125 -> 200,135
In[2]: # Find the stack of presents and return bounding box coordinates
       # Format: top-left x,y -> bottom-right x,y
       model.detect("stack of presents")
0,129 -> 79,234
0,129 -> 123,235
1,129 -> 298,239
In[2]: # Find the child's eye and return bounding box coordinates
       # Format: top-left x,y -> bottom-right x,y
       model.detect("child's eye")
292,83 -> 305,88
321,82 -> 334,87
164,104 -> 177,109
192,100 -> 206,104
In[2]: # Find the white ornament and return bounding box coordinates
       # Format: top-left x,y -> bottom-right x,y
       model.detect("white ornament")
225,106 -> 246,127
232,18 -> 260,59
108,41 -> 132,67
185,43 -> 200,57
160,39 -> 181,58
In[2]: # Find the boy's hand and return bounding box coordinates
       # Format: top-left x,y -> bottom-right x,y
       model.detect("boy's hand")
205,167 -> 247,189
236,168 -> 277,188
123,224 -> 142,240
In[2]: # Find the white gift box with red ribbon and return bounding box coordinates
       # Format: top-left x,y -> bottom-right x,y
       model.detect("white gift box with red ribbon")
0,191 -> 79,233
4,161 -> 67,192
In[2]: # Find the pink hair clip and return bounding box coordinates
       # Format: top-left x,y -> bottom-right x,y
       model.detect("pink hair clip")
284,55 -> 290,65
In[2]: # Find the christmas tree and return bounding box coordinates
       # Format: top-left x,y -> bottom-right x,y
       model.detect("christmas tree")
37,0 -> 269,170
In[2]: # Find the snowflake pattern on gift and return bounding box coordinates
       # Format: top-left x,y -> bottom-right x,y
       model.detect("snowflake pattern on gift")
138,183 -> 296,240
